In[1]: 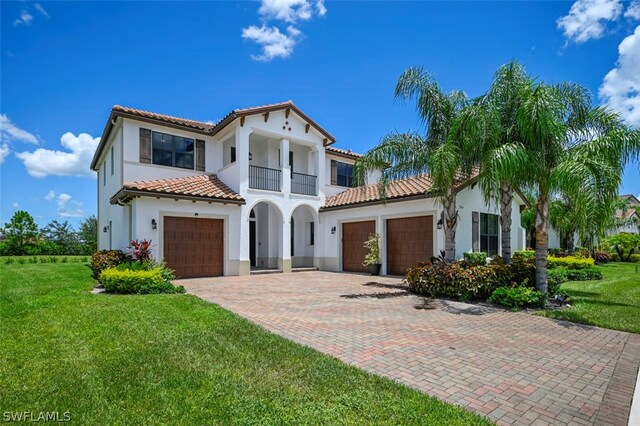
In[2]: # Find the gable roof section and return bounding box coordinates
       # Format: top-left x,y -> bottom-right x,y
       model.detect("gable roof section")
321,171 -> 532,211
322,174 -> 437,210
620,194 -> 640,206
110,174 -> 245,205
325,146 -> 362,159
91,101 -> 336,171
209,100 -> 336,145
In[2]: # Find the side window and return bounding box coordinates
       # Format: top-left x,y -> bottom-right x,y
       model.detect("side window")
480,213 -> 499,256
230,146 -> 236,163
110,146 -> 114,176
336,161 -> 354,187
308,222 -> 314,246
151,131 -> 194,170
103,161 -> 106,186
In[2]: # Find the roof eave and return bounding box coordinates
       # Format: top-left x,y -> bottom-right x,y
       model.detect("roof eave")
110,188 -> 245,206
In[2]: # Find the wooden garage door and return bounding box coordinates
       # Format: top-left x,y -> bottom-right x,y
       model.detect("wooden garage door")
342,221 -> 376,273
164,217 -> 223,278
387,216 -> 433,276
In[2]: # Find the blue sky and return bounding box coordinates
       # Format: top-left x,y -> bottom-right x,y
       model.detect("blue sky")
1,0 -> 639,228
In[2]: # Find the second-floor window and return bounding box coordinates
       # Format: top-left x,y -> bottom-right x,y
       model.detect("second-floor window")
331,160 -> 354,187
152,131 -> 194,170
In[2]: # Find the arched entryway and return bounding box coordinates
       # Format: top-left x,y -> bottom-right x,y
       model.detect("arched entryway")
249,201 -> 284,271
290,204 -> 318,268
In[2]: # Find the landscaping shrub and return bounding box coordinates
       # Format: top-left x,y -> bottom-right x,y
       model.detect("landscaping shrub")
592,250 -> 611,264
100,265 -> 184,294
548,256 -> 594,269
513,250 -> 535,259
548,248 -> 567,257
90,250 -> 132,279
510,256 -> 536,285
602,233 -> 640,262
610,253 -> 640,262
406,260 -> 512,301
566,267 -> 603,281
128,239 -> 153,263
547,269 -> 568,295
488,286 -> 546,311
463,252 -> 487,265
4,257 -> 15,265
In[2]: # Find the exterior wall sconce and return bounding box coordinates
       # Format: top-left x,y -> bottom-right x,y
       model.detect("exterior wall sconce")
437,218 -> 443,229
151,219 -> 157,229
331,226 -> 336,234
249,152 -> 253,161
102,226 -> 109,233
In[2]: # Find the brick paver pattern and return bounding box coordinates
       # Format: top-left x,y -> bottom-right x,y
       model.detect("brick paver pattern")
180,271 -> 638,426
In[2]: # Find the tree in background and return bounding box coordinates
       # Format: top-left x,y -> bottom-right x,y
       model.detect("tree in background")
42,220 -> 79,253
354,67 -> 477,262
1,211 -> 40,255
79,215 -> 98,254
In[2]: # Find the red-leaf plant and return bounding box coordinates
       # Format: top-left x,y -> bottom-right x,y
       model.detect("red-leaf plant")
129,239 -> 153,263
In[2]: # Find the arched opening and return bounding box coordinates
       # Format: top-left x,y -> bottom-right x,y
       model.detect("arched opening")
290,204 -> 318,268
249,201 -> 284,271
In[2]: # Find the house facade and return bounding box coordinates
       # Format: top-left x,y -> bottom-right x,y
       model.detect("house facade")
92,101 -> 528,278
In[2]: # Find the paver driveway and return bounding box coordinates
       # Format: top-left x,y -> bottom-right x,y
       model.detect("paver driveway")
181,271 -> 640,426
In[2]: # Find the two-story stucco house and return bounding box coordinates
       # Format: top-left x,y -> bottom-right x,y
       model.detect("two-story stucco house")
91,101 -> 528,278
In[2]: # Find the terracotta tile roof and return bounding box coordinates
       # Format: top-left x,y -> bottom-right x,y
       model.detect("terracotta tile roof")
112,105 -> 214,132
325,146 -> 362,158
112,174 -> 244,204
322,174 -> 437,209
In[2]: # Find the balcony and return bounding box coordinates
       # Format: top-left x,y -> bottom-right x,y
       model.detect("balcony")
249,165 -> 281,191
291,172 -> 317,196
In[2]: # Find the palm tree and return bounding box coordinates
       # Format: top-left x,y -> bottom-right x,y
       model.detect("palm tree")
353,67 -> 475,262
467,61 -> 531,263
516,81 -> 636,292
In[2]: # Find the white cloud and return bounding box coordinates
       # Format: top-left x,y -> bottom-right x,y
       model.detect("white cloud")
625,1 -> 640,20
243,0 -> 326,61
258,0 -> 313,23
557,0 -> 623,43
0,144 -> 9,165
0,114 -> 38,144
33,3 -> 50,18
316,0 -> 327,16
16,132 -> 100,178
56,193 -> 84,218
13,10 -> 34,26
12,202 -> 20,210
599,25 -> 640,126
44,190 -> 55,201
242,25 -> 301,61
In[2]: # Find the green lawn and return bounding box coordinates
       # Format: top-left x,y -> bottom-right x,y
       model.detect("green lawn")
0,263 -> 489,425
540,262 -> 640,333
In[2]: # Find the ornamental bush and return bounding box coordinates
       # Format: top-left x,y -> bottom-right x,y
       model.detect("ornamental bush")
548,256 -> 595,270
488,287 -> 546,311
513,250 -> 535,259
90,250 -> 132,279
463,252 -> 487,265
100,265 -> 184,294
406,260 -> 513,301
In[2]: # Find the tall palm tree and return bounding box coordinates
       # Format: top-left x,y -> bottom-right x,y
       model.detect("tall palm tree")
468,61 -> 531,263
353,67 -> 475,262
517,81 -> 636,292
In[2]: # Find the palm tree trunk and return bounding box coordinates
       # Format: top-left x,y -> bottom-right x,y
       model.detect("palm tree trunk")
534,194 -> 549,293
443,186 -> 457,262
499,183 -> 514,264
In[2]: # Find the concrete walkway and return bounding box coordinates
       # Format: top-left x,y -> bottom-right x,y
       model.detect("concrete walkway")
180,271 -> 640,426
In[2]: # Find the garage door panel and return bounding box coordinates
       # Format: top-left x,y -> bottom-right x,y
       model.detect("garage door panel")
386,216 -> 433,276
164,217 -> 223,279
342,221 -> 375,273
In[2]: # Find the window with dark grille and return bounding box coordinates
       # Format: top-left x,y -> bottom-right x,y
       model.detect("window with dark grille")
336,161 -> 354,187
151,131 -> 194,170
480,213 -> 499,256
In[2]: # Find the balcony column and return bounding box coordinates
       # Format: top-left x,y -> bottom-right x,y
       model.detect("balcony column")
236,125 -> 251,194
315,147 -> 325,198
280,138 -> 291,193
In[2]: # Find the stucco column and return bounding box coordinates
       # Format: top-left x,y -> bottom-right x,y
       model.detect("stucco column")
236,126 -> 251,194
280,138 -> 291,194
316,147 -> 325,198
281,218 -> 292,273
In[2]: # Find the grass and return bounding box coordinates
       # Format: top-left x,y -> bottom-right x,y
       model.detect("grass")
540,262 -> 640,333
0,263 -> 489,425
